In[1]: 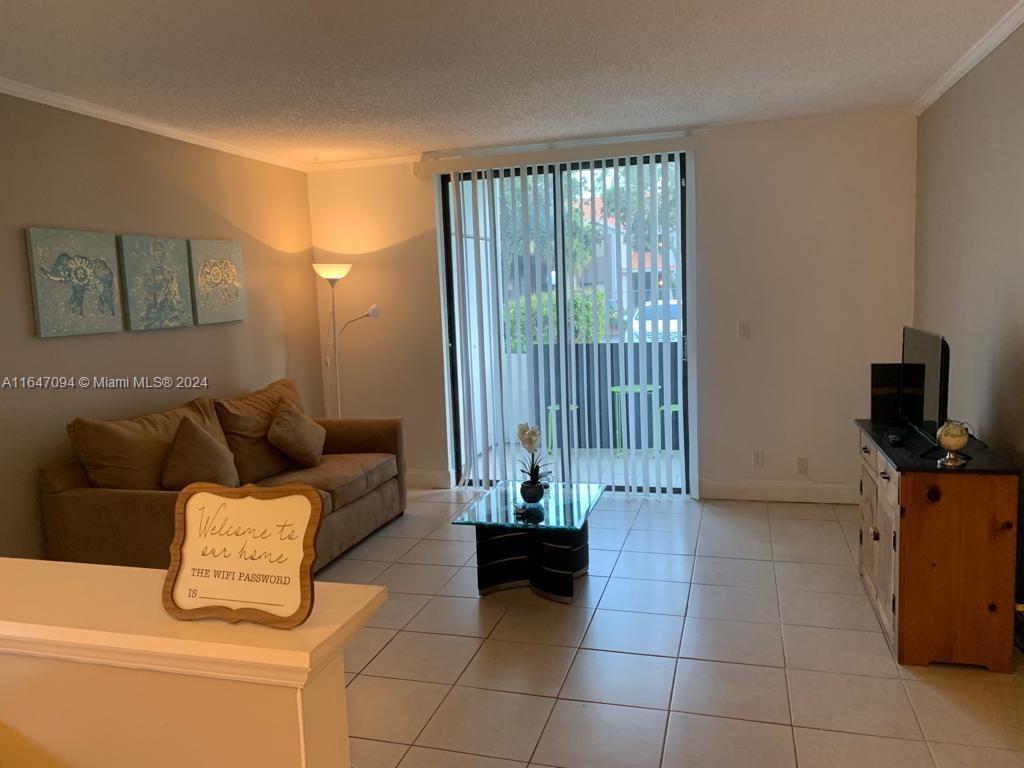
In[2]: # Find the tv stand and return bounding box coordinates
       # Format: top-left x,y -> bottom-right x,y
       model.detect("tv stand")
856,419 -> 1019,672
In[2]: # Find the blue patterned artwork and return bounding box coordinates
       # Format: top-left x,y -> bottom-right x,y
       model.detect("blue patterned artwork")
118,235 -> 193,331
188,239 -> 246,324
26,228 -> 123,338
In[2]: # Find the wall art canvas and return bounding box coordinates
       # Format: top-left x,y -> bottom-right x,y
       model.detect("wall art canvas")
118,235 -> 194,331
26,228 -> 123,338
188,239 -> 247,324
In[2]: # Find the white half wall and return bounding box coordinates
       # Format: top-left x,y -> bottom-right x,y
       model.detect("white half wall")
307,108 -> 918,500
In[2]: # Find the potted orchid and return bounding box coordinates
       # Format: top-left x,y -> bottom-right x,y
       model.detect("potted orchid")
517,423 -> 548,504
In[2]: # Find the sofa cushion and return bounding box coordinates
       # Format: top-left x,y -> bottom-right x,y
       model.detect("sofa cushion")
214,378 -> 305,484
68,399 -> 226,490
268,399 -> 326,468
256,453 -> 397,512
162,416 -> 241,490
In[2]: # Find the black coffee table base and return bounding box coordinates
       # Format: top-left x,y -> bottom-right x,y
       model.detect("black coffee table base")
475,521 -> 590,603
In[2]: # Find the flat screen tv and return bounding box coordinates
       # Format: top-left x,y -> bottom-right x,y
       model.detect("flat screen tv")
899,326 -> 950,443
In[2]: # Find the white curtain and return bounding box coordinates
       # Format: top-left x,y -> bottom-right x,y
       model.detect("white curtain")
445,154 -> 685,494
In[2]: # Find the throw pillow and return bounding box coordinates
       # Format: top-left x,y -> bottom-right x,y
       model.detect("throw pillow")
214,378 -> 305,483
267,399 -> 326,468
162,416 -> 241,490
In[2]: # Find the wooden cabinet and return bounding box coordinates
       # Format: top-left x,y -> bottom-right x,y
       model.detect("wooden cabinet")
856,420 -> 1019,672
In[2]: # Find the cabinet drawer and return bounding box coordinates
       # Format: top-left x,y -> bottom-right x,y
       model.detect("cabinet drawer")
877,458 -> 899,508
859,432 -> 878,472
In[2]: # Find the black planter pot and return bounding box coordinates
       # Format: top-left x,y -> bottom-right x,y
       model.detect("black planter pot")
519,481 -> 545,504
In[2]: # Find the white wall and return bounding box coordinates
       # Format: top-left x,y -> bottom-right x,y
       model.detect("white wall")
307,108 -> 918,500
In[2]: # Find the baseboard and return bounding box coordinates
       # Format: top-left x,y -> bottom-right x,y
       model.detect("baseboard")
699,478 -> 858,505
407,468 -> 455,489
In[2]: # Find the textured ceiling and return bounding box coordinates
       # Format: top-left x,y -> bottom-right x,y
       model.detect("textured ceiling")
0,0 -> 1015,164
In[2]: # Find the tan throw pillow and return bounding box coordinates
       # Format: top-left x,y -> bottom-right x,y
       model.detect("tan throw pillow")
68,398 -> 227,490
267,399 -> 326,468
162,417 -> 240,491
214,378 -> 305,483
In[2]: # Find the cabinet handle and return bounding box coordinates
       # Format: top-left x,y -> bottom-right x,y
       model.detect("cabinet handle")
880,470 -> 891,481
871,527 -> 880,541
861,446 -> 871,455
926,486 -> 942,503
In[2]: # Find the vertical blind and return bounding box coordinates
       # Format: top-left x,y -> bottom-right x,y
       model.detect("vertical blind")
444,153 -> 686,495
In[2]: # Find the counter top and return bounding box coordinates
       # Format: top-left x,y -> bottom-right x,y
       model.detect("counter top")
856,419 -> 1020,475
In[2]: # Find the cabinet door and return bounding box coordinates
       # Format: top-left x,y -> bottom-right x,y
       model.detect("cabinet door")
859,464 -> 878,596
875,498 -> 896,641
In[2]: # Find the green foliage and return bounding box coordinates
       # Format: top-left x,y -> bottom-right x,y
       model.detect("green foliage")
505,288 -> 608,352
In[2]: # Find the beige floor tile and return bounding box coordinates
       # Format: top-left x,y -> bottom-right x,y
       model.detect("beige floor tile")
589,528 -> 628,550
611,551 -> 693,582
783,625 -> 897,677
905,672 -> 1024,750
687,583 -> 780,623
416,686 -> 553,762
405,501 -> 463,520
438,566 -> 480,597
839,519 -> 861,558
582,609 -> 683,656
398,747 -> 525,767
598,577 -> 688,615
702,500 -> 769,517
458,639 -> 575,697
622,528 -> 697,554
560,648 -> 675,709
931,743 -> 1024,768
344,627 -> 397,672
399,539 -> 476,566
569,575 -> 608,607
317,557 -> 389,584
774,561 -> 865,594
768,502 -> 837,521
691,556 -> 776,589
779,589 -> 881,631
346,535 -> 421,562
696,515 -> 772,559
373,563 -> 461,595
770,519 -> 854,564
425,520 -> 477,541
366,593 -> 432,630
671,658 -> 790,724
680,618 -> 785,667
631,511 -> 702,533
588,548 -> 619,576
793,728 -> 933,768
363,631 -> 481,683
533,700 -> 667,768
787,668 -> 922,739
347,676 -> 450,743
350,738 -> 408,768
588,508 -> 638,529
642,495 -> 702,514
415,488 -> 481,504
405,595 -> 510,637
378,515 -> 445,539
345,672 -> 356,685
491,601 -> 594,647
594,493 -> 645,512
662,712 -> 795,767
833,504 -> 859,522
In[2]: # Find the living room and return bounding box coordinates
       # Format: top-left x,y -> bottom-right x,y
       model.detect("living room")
1,2 -> 1022,767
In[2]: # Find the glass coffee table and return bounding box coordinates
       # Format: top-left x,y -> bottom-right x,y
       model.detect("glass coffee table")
452,481 -> 605,603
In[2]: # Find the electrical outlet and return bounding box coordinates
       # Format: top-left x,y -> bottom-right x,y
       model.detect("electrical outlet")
737,320 -> 751,340
753,450 -> 765,468
796,457 -> 809,475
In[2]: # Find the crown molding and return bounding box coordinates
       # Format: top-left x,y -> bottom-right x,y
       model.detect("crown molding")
420,129 -> 690,162
912,0 -> 1024,115
0,75 -> 310,172
306,153 -> 421,172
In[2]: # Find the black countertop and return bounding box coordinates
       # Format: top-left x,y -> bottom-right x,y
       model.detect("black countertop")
856,419 -> 1020,475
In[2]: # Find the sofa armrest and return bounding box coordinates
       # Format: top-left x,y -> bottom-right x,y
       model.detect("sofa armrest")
316,418 -> 406,510
41,487 -> 178,569
39,459 -> 91,494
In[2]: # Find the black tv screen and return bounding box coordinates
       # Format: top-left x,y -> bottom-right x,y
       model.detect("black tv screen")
899,326 -> 949,442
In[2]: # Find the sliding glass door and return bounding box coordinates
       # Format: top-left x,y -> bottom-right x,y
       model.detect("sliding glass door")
442,153 -> 688,494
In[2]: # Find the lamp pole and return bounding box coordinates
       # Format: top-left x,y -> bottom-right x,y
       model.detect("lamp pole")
328,278 -> 341,418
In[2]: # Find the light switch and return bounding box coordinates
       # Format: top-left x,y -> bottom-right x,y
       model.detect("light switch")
737,320 -> 751,340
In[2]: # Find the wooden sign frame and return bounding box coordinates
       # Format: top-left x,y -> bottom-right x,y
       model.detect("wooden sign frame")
162,483 -> 323,629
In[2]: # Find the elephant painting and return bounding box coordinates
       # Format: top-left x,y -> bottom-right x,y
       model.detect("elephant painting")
39,252 -> 117,317
26,228 -> 123,337
188,239 -> 246,324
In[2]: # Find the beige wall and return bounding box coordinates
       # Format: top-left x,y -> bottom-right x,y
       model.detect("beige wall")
307,164 -> 451,486
915,25 -> 1024,468
0,94 -> 322,558
307,108 -> 918,500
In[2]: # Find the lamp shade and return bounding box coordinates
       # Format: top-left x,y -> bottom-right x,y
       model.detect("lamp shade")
367,304 -> 381,318
312,263 -> 352,281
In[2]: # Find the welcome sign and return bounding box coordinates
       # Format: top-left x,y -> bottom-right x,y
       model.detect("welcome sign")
162,483 -> 322,629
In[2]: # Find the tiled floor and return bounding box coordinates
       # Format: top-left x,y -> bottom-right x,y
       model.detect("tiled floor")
318,491 -> 1024,768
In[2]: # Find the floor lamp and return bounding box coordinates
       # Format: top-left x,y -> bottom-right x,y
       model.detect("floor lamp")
312,263 -> 352,417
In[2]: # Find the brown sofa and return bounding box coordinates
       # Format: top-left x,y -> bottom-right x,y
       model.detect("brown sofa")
39,379 -> 406,571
